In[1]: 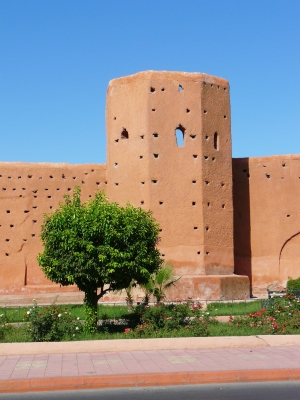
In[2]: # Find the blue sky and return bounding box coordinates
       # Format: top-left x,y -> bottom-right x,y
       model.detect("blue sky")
1,0 -> 300,164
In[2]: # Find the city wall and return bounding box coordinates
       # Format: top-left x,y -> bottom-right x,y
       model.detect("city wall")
233,155 -> 300,293
0,71 -> 299,299
0,162 -> 106,294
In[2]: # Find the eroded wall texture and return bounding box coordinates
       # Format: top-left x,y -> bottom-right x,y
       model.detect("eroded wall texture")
233,155 -> 300,292
0,163 -> 106,294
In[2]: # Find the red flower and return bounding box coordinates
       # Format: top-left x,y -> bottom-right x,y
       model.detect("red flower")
124,328 -> 131,333
163,315 -> 167,319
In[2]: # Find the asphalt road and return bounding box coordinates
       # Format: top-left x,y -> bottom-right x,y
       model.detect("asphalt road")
1,381 -> 300,400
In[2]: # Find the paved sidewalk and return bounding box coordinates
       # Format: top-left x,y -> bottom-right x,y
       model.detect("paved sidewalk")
0,338 -> 300,393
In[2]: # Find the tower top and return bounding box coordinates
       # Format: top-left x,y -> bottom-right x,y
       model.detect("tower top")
108,70 -> 229,88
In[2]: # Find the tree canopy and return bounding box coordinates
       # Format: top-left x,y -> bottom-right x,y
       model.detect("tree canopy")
38,187 -> 162,332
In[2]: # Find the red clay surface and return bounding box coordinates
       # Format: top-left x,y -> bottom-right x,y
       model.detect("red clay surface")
1,345 -> 300,393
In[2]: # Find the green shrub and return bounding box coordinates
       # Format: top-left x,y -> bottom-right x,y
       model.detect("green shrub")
124,301 -> 210,338
287,277 -> 300,293
24,301 -> 82,342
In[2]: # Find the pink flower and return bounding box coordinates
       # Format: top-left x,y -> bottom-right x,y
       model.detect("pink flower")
124,328 -> 131,333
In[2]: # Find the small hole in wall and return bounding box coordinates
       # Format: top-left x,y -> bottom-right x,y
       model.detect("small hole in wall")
39,177 -> 42,180
186,108 -> 190,113
159,201 -> 163,205
193,155 -> 198,159
22,188 -> 26,191
217,85 -> 220,89
91,169 -> 94,172
68,188 -> 71,191
224,87 -> 227,91
161,88 -> 165,91
205,181 -> 209,185
45,188 -> 48,191
192,202 -> 196,206
205,136 -> 209,140
152,180 -> 157,184
20,195 -> 23,197
115,139 -> 119,143
192,180 -> 196,184
190,134 -> 196,139
62,174 -> 66,179
203,110 -> 207,114
56,188 -> 60,191
153,154 -> 159,158
281,177 -> 284,180
159,228 -> 162,232
141,182 -> 145,185
206,252 -> 209,255
140,155 -> 143,159
96,182 -> 100,186
82,181 -> 85,184
287,214 -> 290,217
194,227 -> 198,230
72,177 -> 76,180
141,200 -> 144,205
18,176 -> 21,179
197,251 -> 200,255
5,239 -> 9,242
205,226 -> 209,231
89,195 -> 92,198
49,206 -> 53,209
12,188 -> 16,191
10,224 -> 14,227
32,205 -> 37,209
224,115 -> 227,119
152,108 -> 155,112
178,85 -> 183,91
6,210 -> 10,213
212,157 -> 215,161
282,163 -> 286,167
49,175 -> 53,179
34,195 -> 37,198
150,87 -> 155,93
204,156 -> 208,160
153,133 -> 158,137
85,172 -> 88,175
214,132 -> 219,150
115,183 -> 119,186
2,188 -> 6,191
222,204 -> 225,208
121,128 -> 129,139
24,210 -> 29,213
105,181 -> 107,184
47,196 -> 51,198
161,253 -> 165,257
33,220 -> 37,223
31,234 -> 35,237
28,175 -> 32,178
23,239 -> 27,242
114,117 -> 116,120
5,253 -> 9,256
207,202 -> 210,207
221,183 -> 225,187
33,190 -> 38,193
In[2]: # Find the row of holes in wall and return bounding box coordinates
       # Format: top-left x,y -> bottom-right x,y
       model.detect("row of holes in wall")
112,180 -> 226,188
118,128 -> 220,150
241,168 -> 300,180
149,84 -> 227,92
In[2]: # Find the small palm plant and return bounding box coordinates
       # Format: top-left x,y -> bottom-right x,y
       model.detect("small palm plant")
142,263 -> 180,303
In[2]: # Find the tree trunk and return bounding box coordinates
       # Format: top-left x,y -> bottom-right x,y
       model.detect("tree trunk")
84,289 -> 98,334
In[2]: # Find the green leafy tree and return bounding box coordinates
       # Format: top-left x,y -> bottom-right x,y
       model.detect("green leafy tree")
38,187 -> 162,333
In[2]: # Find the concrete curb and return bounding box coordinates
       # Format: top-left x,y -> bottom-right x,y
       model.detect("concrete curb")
1,335 -> 300,356
1,368 -> 300,393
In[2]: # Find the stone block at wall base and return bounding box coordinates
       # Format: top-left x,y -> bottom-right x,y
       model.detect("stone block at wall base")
166,275 -> 250,301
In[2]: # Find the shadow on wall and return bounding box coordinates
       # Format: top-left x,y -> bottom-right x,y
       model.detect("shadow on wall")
279,232 -> 300,283
232,158 -> 252,295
